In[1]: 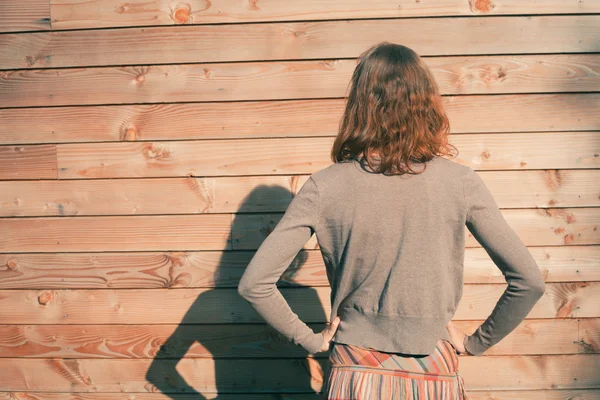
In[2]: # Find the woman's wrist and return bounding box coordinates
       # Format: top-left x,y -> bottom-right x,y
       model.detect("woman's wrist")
462,335 -> 473,355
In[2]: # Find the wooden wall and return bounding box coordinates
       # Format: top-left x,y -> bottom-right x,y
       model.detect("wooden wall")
1,0 -> 599,398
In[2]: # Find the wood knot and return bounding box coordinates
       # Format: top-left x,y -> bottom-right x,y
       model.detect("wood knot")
259,220 -> 275,236
25,55 -> 37,66
580,339 -> 598,353
497,67 -> 506,80
172,5 -> 191,24
114,3 -> 129,14
141,143 -> 173,161
480,150 -> 491,160
121,126 -> 138,141
469,0 -> 495,13
38,291 -> 54,305
481,66 -> 506,84
543,170 -> 563,190
6,260 -> 18,270
564,234 -> 575,244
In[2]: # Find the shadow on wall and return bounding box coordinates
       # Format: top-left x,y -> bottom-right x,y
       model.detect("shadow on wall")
145,183 -> 328,398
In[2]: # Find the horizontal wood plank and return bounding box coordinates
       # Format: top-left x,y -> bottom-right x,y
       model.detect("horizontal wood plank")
1,16 -> 599,69
0,354 -> 599,392
55,137 -> 332,179
0,246 -> 598,289
0,282 -> 597,324
2,94 -> 599,145
1,206 -> 599,252
0,215 -> 232,252
49,0 -> 600,30
2,54 -> 599,107
1,205 -> 599,252
2,169 -> 599,217
50,133 -> 600,180
0,318 -> 589,358
0,175 -> 311,217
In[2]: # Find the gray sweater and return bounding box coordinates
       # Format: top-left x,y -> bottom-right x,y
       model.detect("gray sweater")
237,156 -> 546,356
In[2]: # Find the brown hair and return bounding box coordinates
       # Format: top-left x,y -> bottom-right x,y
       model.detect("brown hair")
331,42 -> 457,176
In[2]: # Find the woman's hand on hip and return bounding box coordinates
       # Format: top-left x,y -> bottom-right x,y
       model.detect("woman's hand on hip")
318,316 -> 341,352
446,320 -> 470,355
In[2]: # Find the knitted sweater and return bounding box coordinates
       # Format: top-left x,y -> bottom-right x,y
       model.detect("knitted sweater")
237,156 -> 546,356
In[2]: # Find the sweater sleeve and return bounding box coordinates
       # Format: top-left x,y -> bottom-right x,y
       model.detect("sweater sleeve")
237,176 -> 325,355
462,168 -> 546,356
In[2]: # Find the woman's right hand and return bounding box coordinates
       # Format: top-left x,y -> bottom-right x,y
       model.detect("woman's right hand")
318,316 -> 341,352
446,320 -> 470,355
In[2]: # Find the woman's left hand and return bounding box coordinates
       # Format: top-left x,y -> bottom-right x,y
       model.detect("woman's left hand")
318,316 -> 341,352
445,320 -> 469,354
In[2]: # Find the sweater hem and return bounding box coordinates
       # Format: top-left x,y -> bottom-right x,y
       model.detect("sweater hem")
333,307 -> 453,355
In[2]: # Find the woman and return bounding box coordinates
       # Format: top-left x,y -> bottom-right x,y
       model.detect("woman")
238,42 -> 546,399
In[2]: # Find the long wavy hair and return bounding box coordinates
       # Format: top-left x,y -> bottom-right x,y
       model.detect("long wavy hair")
331,42 -> 458,176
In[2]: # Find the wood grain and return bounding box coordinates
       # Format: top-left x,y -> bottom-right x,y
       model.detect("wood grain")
0,215 -> 232,252
0,175 -> 310,217
0,145 -> 57,180
580,318 -> 600,353
2,169 -> 599,217
50,133 -> 600,180
0,354 -> 598,392
2,16 -> 599,69
48,0 -> 600,30
0,282 -> 597,324
0,0 -> 50,33
2,94 -> 599,145
2,54 -> 599,107
0,318 -> 590,358
0,246 -> 598,289
1,206 -> 599,252
9,132 -> 598,182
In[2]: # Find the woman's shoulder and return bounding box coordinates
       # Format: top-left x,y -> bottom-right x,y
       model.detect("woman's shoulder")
429,156 -> 473,177
309,159 -> 356,185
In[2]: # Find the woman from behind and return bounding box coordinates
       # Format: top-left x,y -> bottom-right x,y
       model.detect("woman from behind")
319,41 -> 546,399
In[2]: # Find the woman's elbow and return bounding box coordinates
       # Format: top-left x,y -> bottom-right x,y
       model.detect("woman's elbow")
529,274 -> 547,298
237,281 -> 253,299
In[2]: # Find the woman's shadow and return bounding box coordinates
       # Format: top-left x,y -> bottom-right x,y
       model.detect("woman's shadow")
145,183 -> 329,398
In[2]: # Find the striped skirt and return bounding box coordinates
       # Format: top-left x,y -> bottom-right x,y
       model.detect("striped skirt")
322,339 -> 469,399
